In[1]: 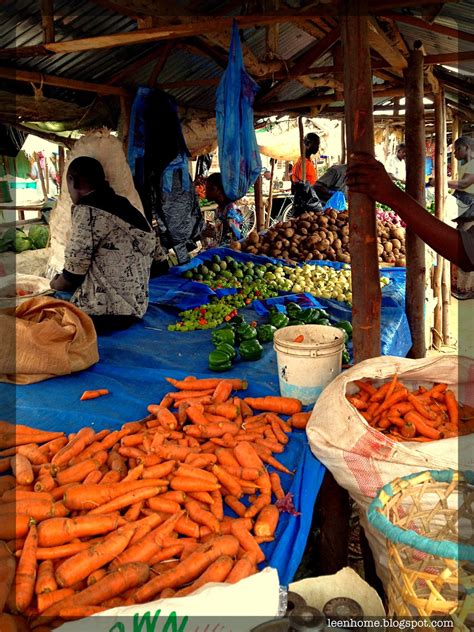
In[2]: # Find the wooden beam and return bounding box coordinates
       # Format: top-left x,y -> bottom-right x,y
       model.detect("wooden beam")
298,116 -> 306,183
391,14 -> 474,44
404,43 -> 427,359
367,17 -> 407,69
0,66 -> 128,96
40,0 -> 55,44
159,78 -> 220,89
299,20 -> 327,40
254,175 -> 264,233
6,121 -> 74,148
342,3 -> 381,362
0,15 -> 313,58
203,32 -> 283,77
108,47 -> 163,84
421,3 -> 445,24
148,41 -> 173,87
446,98 -> 474,121
371,0 -> 458,9
265,24 -> 279,60
425,50 -> 474,64
258,27 -> 340,102
433,86 -> 447,348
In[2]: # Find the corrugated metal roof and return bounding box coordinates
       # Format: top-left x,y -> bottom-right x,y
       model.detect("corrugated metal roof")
0,1 -> 472,124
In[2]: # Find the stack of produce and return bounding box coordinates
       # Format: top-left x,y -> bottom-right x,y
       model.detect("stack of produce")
0,379 -> 308,627
376,208 -> 406,228
233,210 -> 406,266
347,377 -> 473,442
0,225 -> 49,254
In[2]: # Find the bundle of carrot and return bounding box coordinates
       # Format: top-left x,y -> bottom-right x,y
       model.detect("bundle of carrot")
0,377 -> 309,630
347,376 -> 474,442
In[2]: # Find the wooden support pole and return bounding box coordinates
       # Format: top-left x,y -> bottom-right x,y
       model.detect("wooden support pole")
451,114 -> 462,180
342,2 -> 381,362
404,42 -> 427,358
34,153 -> 48,202
298,116 -> 306,183
40,0 -> 55,44
265,159 -> 275,230
254,175 -> 265,233
340,119 -> 346,164
58,146 -> 65,194
118,96 -> 133,154
433,87 -> 447,348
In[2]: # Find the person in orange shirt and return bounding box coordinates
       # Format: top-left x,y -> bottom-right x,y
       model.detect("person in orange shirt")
291,133 -> 320,188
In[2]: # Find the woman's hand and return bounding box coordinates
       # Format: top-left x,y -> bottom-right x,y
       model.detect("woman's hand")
346,152 -> 399,206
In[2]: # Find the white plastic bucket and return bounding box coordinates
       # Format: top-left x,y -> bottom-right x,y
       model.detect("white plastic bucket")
273,325 -> 345,405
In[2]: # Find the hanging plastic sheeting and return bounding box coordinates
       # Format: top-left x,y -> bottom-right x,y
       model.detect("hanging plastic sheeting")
216,21 -> 262,202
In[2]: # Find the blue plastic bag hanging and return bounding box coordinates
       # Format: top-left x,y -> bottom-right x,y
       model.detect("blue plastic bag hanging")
323,191 -> 347,211
216,21 -> 262,201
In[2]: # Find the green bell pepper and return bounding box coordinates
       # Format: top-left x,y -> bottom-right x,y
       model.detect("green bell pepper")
239,339 -> 263,361
229,314 -> 245,326
236,323 -> 257,343
256,324 -> 276,344
288,319 -> 304,326
215,342 -> 237,360
299,308 -> 320,324
208,350 -> 232,372
211,328 -> 235,346
286,302 -> 302,319
269,312 -> 289,329
342,349 -> 351,365
338,320 -> 353,339
315,318 -> 331,326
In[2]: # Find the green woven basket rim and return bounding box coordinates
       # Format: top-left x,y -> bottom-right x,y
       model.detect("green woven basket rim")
367,469 -> 474,562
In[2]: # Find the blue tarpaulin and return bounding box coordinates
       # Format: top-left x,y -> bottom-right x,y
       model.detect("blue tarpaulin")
3,249 -> 409,585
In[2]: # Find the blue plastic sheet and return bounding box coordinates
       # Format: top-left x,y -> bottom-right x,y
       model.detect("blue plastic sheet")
216,21 -> 262,201
3,298 -> 324,586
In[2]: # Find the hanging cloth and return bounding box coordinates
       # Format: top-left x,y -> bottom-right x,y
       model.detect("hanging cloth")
216,21 -> 262,201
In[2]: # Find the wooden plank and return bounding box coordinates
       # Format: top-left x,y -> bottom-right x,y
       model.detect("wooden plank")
404,44 -> 427,359
40,0 -> 55,44
0,66 -> 128,96
108,47 -> 163,84
254,175 -> 264,233
342,2 -> 381,362
391,14 -> 474,44
203,32 -> 283,77
298,116 -> 306,183
367,17 -> 407,69
148,41 -> 173,87
34,152 -> 48,202
371,0 -> 458,8
258,27 -> 340,102
265,159 -> 275,230
0,15 -> 312,58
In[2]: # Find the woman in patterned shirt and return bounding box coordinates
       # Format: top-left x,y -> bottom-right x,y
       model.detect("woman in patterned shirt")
50,157 -> 156,331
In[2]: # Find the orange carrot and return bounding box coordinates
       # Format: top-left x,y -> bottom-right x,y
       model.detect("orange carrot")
226,554 -> 256,584
154,445 -> 199,462
169,389 -> 215,401
269,472 -> 285,500
254,447 -> 293,475
212,465 -> 242,498
34,540 -> 93,560
233,442 -> 264,470
254,504 -> 279,537
80,389 -> 109,401
185,500 -> 220,533
245,493 -> 272,519
407,394 -> 438,420
147,497 -> 181,514
51,427 -> 95,468
210,490 -> 224,521
230,520 -> 265,563
99,470 -> 122,484
170,477 -> 221,493
174,555 -> 234,597
38,514 -> 122,547
187,491 -> 214,505
88,486 -> 162,515
211,380 -> 234,404
404,411 -> 442,440
37,588 -> 75,613
55,528 -> 135,587
0,541 -> 16,613
445,390 -> 459,427
400,422 -> 417,439
224,495 -> 246,517
35,560 -> 57,595
0,513 -> 31,540
205,403 -> 239,420
11,454 -> 34,485
134,535 -> 240,603
142,460 -> 176,480
63,479 -> 166,511
166,378 -> 247,391
56,452 -> 107,486
86,568 -> 107,586
244,396 -> 301,415
375,388 -> 409,414
9,520 -> 37,613
293,334 -> 304,343
176,464 -> 218,483
17,444 -> 48,466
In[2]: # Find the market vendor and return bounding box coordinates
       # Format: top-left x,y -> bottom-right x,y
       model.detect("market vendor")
347,152 -> 474,272
50,157 -> 156,330
448,136 -> 474,215
385,143 -> 406,184
291,133 -> 320,188
201,172 -> 244,247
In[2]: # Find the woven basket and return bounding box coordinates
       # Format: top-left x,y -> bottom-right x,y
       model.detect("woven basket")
368,470 -> 474,628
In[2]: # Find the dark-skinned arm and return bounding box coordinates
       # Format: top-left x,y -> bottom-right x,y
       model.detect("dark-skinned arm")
346,152 -> 474,272
50,270 -> 85,292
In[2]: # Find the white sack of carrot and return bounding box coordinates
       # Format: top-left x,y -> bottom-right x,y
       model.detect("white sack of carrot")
0,376 -> 310,630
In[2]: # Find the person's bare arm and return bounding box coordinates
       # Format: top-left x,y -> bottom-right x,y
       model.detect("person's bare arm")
347,153 -> 473,272
447,173 -> 474,190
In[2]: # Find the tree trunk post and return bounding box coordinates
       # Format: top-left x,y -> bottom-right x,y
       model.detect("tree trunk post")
265,158 -> 275,229
298,116 -> 306,183
254,174 -> 265,233
433,86 -> 447,348
342,2 -> 381,362
404,42 -> 427,358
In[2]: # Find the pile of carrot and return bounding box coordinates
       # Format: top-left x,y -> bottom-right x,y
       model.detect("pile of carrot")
347,376 -> 474,442
0,377 -> 309,630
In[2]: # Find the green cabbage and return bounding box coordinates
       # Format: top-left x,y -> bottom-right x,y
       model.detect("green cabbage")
14,229 -> 32,253
0,228 -> 17,253
28,225 -> 49,250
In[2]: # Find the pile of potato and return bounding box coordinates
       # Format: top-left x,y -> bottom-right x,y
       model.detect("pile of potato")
233,210 -> 406,267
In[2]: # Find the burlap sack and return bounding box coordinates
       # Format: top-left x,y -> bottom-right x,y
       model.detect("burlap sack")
307,355 -> 474,588
0,297 -> 99,384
